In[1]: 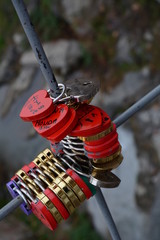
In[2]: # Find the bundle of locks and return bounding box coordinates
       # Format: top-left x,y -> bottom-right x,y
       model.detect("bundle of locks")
7,79 -> 123,230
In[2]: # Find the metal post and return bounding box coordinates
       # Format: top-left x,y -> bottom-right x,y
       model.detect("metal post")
0,196 -> 23,221
95,188 -> 121,240
114,85 -> 160,127
11,0 -> 60,97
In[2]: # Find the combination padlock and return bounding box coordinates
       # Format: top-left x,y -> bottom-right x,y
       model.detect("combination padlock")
6,149 -> 95,231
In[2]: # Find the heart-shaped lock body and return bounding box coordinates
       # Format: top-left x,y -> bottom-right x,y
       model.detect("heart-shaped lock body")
20,90 -> 55,121
48,108 -> 77,143
70,104 -> 102,137
32,104 -> 69,137
95,107 -> 111,132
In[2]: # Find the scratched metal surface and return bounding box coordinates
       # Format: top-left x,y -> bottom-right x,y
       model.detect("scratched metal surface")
65,78 -> 100,102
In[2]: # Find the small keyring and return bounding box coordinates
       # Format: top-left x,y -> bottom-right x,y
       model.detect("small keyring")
48,83 -> 66,103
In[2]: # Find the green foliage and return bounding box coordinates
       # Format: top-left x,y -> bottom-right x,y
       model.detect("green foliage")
80,45 -> 93,67
30,0 -> 67,41
91,13 -> 117,66
0,1 -> 19,55
136,0 -> 160,25
69,212 -> 103,240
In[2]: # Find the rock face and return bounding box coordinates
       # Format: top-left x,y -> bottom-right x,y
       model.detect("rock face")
0,45 -> 21,85
20,40 -> 82,74
60,0 -> 102,35
94,67 -> 151,116
132,104 -> 160,212
116,35 -> 133,63
1,66 -> 36,117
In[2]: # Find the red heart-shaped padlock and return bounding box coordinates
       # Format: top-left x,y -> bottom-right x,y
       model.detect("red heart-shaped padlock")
20,90 -> 55,121
48,108 -> 77,143
70,104 -> 102,137
32,104 -> 70,137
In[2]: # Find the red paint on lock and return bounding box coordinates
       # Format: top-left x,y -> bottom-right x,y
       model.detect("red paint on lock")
84,132 -> 118,152
66,169 -> 92,199
85,142 -> 120,159
48,108 -> 77,143
32,104 -> 70,137
31,200 -> 57,230
84,124 -> 117,145
45,188 -> 69,220
22,165 -> 30,174
20,90 -> 55,121
70,104 -> 102,137
11,175 -> 19,183
50,142 -> 64,154
28,162 -> 37,169
94,107 -> 111,133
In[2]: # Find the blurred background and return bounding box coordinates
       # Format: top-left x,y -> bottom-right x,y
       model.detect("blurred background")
0,0 -> 160,239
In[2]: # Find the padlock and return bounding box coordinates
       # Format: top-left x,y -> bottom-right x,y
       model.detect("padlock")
37,151 -> 86,202
70,105 -> 113,138
32,104 -> 70,137
47,108 -> 77,142
84,123 -> 117,146
6,179 -> 32,215
32,158 -> 77,214
33,157 -> 81,208
33,161 -> 76,215
20,90 -> 55,121
89,171 -> 121,188
24,164 -> 70,221
27,161 -> 70,220
31,198 -> 57,230
16,169 -> 64,227
84,142 -> 121,159
70,104 -> 103,137
66,169 -> 93,199
19,83 -> 122,188
7,148 -> 98,231
84,132 -> 118,153
92,147 -> 122,164
44,188 -> 69,220
65,78 -> 100,103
